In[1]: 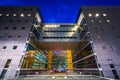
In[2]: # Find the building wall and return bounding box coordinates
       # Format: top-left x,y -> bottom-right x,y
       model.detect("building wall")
81,6 -> 120,79
40,24 -> 80,42
0,6 -> 38,79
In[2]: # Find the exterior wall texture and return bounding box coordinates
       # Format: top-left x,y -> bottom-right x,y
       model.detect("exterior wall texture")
81,6 -> 120,79
0,6 -> 38,79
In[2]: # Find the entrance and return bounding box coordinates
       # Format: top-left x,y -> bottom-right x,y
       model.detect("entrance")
47,50 -> 73,74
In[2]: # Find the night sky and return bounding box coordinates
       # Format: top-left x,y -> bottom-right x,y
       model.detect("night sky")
0,0 -> 120,23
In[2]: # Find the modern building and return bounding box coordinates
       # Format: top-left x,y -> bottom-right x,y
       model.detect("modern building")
0,6 -> 120,79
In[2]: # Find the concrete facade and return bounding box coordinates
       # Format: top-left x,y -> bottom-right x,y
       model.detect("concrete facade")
81,6 -> 120,79
0,6 -> 39,79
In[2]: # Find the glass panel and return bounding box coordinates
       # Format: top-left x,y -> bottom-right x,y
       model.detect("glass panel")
4,59 -> 11,68
0,69 -> 7,79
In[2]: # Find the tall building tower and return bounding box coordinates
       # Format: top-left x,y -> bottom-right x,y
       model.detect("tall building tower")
76,6 -> 120,79
0,6 -> 41,79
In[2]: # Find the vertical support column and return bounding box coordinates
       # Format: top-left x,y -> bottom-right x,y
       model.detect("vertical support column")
47,50 -> 53,70
67,50 -> 73,71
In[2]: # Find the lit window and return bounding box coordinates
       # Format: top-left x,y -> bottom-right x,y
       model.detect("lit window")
13,14 -> 17,16
88,13 -> 92,17
103,13 -> 107,16
95,13 -> 99,17
44,25 -> 60,28
107,20 -> 110,23
28,14 -> 31,16
6,14 -> 9,16
99,20 -> 101,23
20,13 -> 24,17
0,14 -> 2,16
91,20 -> 94,22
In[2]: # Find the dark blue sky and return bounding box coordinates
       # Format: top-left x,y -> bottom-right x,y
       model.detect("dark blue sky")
0,0 -> 120,23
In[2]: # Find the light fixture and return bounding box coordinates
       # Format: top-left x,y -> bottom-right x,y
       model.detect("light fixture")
88,13 -> 92,17
64,76 -> 67,79
52,76 -> 55,79
103,13 -> 107,16
99,68 -> 102,71
21,13 -> 24,17
95,13 -> 99,17
17,68 -> 20,71
44,25 -> 60,28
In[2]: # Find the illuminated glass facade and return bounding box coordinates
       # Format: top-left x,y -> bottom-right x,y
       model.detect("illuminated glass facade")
0,6 -> 120,79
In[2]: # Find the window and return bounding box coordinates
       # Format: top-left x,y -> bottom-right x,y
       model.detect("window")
100,71 -> 104,77
17,35 -> 22,38
24,8 -> 27,11
6,14 -> 9,16
10,9 -> 13,11
28,14 -> 31,16
107,20 -> 110,23
3,46 -> 6,49
25,20 -> 28,22
95,13 -> 99,17
30,9 -> 33,10
102,46 -> 106,49
112,27 -> 115,30
20,13 -> 24,17
8,35 -> 12,38
112,70 -> 119,79
88,13 -> 92,17
44,30 -> 75,32
43,37 -> 77,39
98,64 -> 101,68
0,69 -> 7,79
0,14 -> 2,16
103,13 -> 107,16
98,35 -> 101,39
13,27 -> 17,30
13,14 -> 17,16
13,46 -> 17,50
91,20 -> 94,22
17,20 -> 20,22
4,27 -> 8,29
99,20 -> 101,23
0,36 -> 3,38
108,59 -> 112,64
4,59 -> 11,68
117,35 -> 120,38
2,8 -> 6,11
22,27 -> 25,30
109,64 -> 115,68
